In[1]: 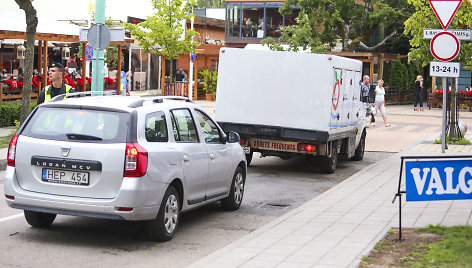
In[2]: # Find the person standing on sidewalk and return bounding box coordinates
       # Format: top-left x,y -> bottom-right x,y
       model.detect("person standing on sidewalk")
413,75 -> 424,111
374,79 -> 391,127
37,63 -> 75,105
361,75 -> 375,127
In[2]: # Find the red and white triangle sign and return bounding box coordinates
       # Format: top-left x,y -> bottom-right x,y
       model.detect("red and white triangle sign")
429,0 -> 463,29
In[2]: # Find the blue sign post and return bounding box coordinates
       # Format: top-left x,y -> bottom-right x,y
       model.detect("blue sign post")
393,155 -> 472,240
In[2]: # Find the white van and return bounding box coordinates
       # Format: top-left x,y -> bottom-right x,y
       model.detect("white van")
215,48 -> 367,173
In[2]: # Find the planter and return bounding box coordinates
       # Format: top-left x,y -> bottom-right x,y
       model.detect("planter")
205,93 -> 214,101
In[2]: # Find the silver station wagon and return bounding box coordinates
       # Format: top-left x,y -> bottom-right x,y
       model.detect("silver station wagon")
4,94 -> 246,241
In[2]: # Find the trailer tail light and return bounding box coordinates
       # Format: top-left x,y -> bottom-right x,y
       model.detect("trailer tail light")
297,143 -> 316,152
124,143 -> 148,177
7,134 -> 19,167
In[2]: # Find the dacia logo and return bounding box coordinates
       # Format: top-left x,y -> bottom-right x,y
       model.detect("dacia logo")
61,147 -> 71,157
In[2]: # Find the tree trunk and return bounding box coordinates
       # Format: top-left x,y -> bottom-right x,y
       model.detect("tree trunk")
169,59 -> 174,84
15,0 -> 38,125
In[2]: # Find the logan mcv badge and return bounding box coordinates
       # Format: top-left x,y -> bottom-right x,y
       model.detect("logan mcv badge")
61,147 -> 71,157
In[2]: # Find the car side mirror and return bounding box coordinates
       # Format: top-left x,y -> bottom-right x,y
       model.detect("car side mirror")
227,131 -> 240,143
220,132 -> 228,144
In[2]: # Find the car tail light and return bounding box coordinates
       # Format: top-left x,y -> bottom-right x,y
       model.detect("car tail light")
7,134 -> 19,167
5,195 -> 14,200
297,143 -> 316,152
240,138 -> 246,146
124,143 -> 148,177
118,207 -> 133,212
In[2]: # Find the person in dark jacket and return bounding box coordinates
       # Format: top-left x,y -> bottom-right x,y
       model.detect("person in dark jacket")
37,63 -> 75,105
414,75 -> 423,111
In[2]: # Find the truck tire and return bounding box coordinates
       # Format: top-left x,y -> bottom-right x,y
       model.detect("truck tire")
320,144 -> 337,174
245,151 -> 253,166
352,132 -> 366,161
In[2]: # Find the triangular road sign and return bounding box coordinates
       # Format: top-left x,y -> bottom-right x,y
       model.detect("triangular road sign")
429,0 -> 463,29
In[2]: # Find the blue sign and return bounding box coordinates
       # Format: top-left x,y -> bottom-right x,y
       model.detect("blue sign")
86,44 -> 93,61
190,52 -> 196,62
405,159 -> 472,201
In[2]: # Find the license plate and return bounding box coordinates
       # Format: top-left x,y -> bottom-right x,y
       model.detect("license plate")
250,138 -> 299,153
42,168 -> 90,186
242,147 -> 251,154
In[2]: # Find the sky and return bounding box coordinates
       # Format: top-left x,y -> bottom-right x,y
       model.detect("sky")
4,0 -> 155,22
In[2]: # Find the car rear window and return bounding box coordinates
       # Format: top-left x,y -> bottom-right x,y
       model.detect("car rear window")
22,107 -> 130,143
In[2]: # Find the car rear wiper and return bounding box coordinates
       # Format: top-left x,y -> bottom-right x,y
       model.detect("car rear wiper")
66,133 -> 102,140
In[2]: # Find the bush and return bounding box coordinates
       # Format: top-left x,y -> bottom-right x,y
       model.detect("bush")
0,102 -> 37,127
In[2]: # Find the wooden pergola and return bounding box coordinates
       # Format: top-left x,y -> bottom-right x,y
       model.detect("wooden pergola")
0,28 -> 132,94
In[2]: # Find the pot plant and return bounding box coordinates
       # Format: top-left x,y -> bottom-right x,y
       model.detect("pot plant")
199,69 -> 217,101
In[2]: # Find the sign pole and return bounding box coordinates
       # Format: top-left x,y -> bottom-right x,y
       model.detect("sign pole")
91,0 -> 105,92
442,77 -> 447,153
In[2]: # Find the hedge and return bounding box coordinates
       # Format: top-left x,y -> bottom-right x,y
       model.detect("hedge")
0,102 -> 37,127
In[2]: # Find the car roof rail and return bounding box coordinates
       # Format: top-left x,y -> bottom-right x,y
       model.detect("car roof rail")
49,91 -> 116,102
151,96 -> 194,103
128,96 -> 194,108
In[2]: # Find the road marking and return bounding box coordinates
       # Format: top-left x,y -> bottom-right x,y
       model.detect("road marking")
0,213 -> 23,223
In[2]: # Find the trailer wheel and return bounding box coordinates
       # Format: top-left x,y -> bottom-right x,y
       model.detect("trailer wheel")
352,132 -> 365,161
320,143 -> 337,174
245,151 -> 253,166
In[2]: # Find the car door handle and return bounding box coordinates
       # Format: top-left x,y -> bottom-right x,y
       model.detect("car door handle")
183,155 -> 190,162
209,154 -> 216,160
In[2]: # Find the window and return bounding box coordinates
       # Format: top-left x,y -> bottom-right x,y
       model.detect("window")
242,3 -> 265,38
226,3 -> 241,37
23,107 -> 128,143
194,110 -> 222,143
170,109 -> 199,143
145,111 -> 168,142
265,2 -> 284,38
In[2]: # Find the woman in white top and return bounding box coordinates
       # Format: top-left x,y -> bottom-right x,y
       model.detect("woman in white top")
373,79 -> 391,127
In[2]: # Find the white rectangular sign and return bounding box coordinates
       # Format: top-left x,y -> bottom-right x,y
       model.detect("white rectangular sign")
423,28 -> 471,40
430,61 -> 460,77
79,28 -> 125,42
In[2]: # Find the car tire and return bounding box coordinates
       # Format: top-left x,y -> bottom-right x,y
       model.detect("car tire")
320,143 -> 337,174
352,132 -> 365,161
245,151 -> 253,166
221,167 -> 245,211
24,210 -> 56,228
146,186 -> 180,242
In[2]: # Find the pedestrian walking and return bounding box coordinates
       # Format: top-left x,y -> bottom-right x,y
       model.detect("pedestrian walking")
414,75 -> 424,111
374,79 -> 391,127
361,75 -> 375,127
37,62 -> 75,105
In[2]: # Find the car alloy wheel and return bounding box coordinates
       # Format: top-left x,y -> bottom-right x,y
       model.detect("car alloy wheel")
164,194 -> 179,234
234,172 -> 244,205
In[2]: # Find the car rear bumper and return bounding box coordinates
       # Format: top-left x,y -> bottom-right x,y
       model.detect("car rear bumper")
3,166 -> 164,221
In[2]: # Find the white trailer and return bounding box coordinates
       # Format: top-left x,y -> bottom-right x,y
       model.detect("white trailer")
215,48 -> 367,173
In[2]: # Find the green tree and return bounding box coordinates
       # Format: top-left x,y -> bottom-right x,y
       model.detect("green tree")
404,0 -> 472,69
15,0 -> 38,124
197,0 -> 224,8
262,0 -> 413,53
123,0 -> 199,83
404,0 -> 472,138
390,56 -> 408,91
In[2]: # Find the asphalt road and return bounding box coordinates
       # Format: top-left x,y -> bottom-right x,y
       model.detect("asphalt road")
0,151 -> 391,268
